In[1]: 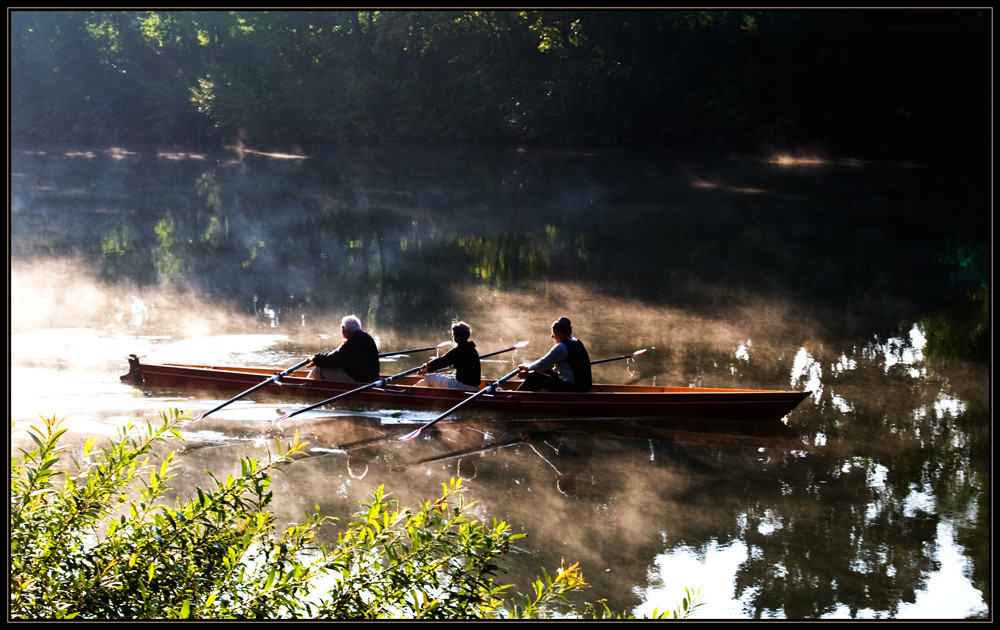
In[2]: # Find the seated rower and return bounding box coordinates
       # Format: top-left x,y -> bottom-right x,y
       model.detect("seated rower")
309,315 -> 380,383
517,316 -> 592,392
417,321 -> 481,391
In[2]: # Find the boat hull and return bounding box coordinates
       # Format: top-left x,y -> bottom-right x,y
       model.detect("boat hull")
122,356 -> 810,422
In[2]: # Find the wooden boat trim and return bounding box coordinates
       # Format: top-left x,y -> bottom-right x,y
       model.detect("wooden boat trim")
121,356 -> 810,422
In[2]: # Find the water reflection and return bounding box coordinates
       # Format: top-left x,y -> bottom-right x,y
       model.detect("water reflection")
232,412 -> 811,612
8,143 -> 989,619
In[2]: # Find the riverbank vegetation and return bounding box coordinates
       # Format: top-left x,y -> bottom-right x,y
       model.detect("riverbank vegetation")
10,412 -> 702,619
8,10 -> 989,161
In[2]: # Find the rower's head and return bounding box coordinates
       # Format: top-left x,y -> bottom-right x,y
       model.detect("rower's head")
551,316 -> 573,341
452,321 -> 471,342
341,315 -> 363,338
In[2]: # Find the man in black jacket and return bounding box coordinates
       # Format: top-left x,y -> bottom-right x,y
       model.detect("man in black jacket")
309,315 -> 380,383
417,321 -> 481,390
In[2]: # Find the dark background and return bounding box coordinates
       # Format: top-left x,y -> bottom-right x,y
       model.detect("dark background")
9,10 -> 991,164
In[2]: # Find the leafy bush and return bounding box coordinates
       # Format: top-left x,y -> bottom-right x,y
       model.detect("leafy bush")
10,411 -> 700,619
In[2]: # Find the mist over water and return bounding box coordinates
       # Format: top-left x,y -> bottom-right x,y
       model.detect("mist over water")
9,142 -> 989,619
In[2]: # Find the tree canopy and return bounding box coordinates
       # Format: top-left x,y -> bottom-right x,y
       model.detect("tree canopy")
9,9 -> 990,159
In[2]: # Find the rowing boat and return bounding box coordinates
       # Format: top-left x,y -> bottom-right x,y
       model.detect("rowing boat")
120,355 -> 810,421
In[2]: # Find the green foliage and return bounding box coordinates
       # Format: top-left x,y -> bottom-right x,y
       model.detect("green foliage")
919,239 -> 990,362
10,412 -> 702,620
10,411 -> 315,619
8,9 -> 990,154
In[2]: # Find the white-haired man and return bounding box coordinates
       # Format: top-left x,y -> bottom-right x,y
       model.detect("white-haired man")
309,315 -> 380,383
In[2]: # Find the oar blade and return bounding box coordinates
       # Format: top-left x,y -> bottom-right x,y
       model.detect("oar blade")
397,368 -> 520,442
590,349 -> 649,365
399,427 -> 423,442
180,413 -> 202,427
479,340 -> 529,359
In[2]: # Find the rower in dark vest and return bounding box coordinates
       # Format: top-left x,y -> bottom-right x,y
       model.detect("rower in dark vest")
516,316 -> 592,392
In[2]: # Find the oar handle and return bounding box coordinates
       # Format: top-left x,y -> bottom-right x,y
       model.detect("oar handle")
399,368 -> 521,441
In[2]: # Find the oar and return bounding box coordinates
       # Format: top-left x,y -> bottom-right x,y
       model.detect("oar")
191,358 -> 312,422
275,340 -> 529,423
399,368 -> 521,441
591,348 -> 647,365
477,339 -> 530,360
378,341 -> 451,358
399,347 -> 648,441
273,365 -> 424,423
189,342 -> 448,423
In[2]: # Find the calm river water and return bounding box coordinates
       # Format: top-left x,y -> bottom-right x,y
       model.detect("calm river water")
9,142 -> 990,619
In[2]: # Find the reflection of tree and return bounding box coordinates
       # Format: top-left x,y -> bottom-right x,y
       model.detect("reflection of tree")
735,454 -> 940,618
719,340 -> 988,618
13,144 -> 990,347
930,372 -> 991,614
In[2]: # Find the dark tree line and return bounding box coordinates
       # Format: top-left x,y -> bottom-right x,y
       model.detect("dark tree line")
9,10 -> 990,159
